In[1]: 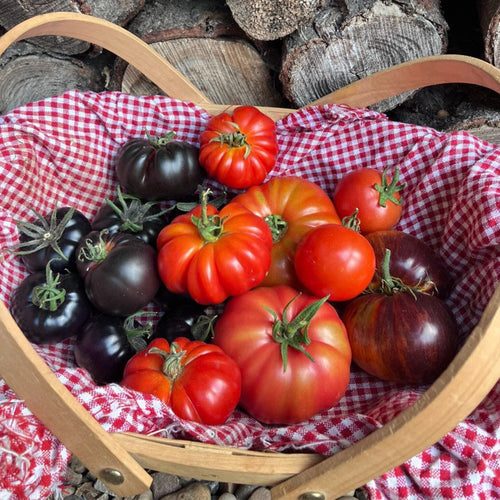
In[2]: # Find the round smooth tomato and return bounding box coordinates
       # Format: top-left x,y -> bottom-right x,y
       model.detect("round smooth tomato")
213,285 -> 351,424
232,176 -> 341,288
333,166 -> 405,233
198,105 -> 278,189
156,192 -> 273,305
294,224 -> 376,302
76,230 -> 160,316
121,337 -> 241,425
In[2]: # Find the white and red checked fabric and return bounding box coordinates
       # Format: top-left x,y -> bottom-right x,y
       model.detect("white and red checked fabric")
0,91 -> 498,500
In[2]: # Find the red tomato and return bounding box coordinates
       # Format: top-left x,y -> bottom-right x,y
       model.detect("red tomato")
232,176 -> 342,288
333,167 -> 405,233
213,285 -> 351,424
156,194 -> 273,305
199,106 -> 278,189
294,224 -> 376,301
121,337 -> 242,425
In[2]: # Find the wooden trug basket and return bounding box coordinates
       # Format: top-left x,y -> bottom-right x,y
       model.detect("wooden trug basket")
0,12 -> 499,499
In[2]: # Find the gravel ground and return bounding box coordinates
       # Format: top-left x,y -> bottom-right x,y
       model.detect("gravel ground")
49,455 -> 370,500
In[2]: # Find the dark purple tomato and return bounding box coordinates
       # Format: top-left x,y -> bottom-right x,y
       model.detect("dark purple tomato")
74,313 -> 151,385
115,132 -> 205,201
14,206 -> 92,273
365,230 -> 453,298
91,187 -> 169,247
152,302 -> 213,343
9,267 -> 92,344
76,230 -> 160,316
342,290 -> 459,385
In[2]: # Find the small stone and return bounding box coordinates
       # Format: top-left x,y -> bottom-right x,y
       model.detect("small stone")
135,489 -> 154,500
150,471 -> 182,498
336,497 -> 357,500
159,481 -> 211,500
75,480 -> 99,499
68,456 -> 87,475
94,478 -> 116,495
218,493 -> 237,500
234,484 -> 260,500
247,487 -> 270,500
64,467 -> 84,487
200,480 -> 219,494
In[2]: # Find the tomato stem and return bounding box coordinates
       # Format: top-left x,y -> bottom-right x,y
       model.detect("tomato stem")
123,310 -> 155,352
31,260 -> 66,311
341,208 -> 361,232
191,189 -> 225,242
148,343 -> 185,381
373,166 -> 405,207
209,121 -> 251,158
266,294 -> 329,372
78,230 -> 109,263
105,186 -> 169,233
264,214 -> 288,242
145,130 -> 176,148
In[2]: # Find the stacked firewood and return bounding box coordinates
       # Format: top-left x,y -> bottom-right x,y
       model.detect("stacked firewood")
1,0 -> 500,141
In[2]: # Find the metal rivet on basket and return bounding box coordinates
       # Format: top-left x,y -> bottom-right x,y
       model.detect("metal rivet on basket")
298,492 -> 326,500
99,468 -> 125,485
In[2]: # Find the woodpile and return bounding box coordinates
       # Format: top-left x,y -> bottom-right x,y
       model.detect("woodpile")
0,0 -> 500,143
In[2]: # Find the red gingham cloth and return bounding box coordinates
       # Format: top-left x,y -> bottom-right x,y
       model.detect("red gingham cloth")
0,91 -> 499,500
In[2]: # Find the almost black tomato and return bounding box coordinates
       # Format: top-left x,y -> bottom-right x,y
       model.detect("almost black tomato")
76,230 -> 160,316
9,263 -> 92,344
92,186 -> 169,247
74,312 -> 153,385
12,206 -> 92,273
115,131 -> 205,201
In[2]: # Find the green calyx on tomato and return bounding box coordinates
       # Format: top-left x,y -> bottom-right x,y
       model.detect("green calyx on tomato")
11,205 -> 76,261
78,229 -> 110,263
373,166 -> 405,208
264,214 -> 288,242
145,130 -> 176,148
341,208 -> 361,232
266,293 -> 330,372
148,343 -> 186,381
209,121 -> 251,158
122,310 -> 155,352
369,248 -> 435,296
31,261 -> 66,311
105,186 -> 170,234
190,189 -> 226,242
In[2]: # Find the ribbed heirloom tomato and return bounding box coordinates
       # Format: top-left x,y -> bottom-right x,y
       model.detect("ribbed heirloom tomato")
198,105 -> 278,189
213,285 -> 352,424
156,191 -> 273,305
121,337 -> 241,425
232,176 -> 342,288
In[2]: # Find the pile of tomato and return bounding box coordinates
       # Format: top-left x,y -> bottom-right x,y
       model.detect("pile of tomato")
8,105 -> 459,426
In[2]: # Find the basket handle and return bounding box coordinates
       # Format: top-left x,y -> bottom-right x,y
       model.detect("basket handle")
2,12 -> 500,119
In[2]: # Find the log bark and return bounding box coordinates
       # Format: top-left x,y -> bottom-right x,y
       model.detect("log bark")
0,0 -> 145,55
387,84 -> 500,145
111,0 -> 284,107
280,0 -> 448,111
477,0 -> 500,66
225,0 -> 324,40
0,41 -> 108,113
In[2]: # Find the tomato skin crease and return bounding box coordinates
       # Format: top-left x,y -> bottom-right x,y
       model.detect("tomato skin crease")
232,176 -> 342,288
199,106 -> 278,189
156,202 -> 273,305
